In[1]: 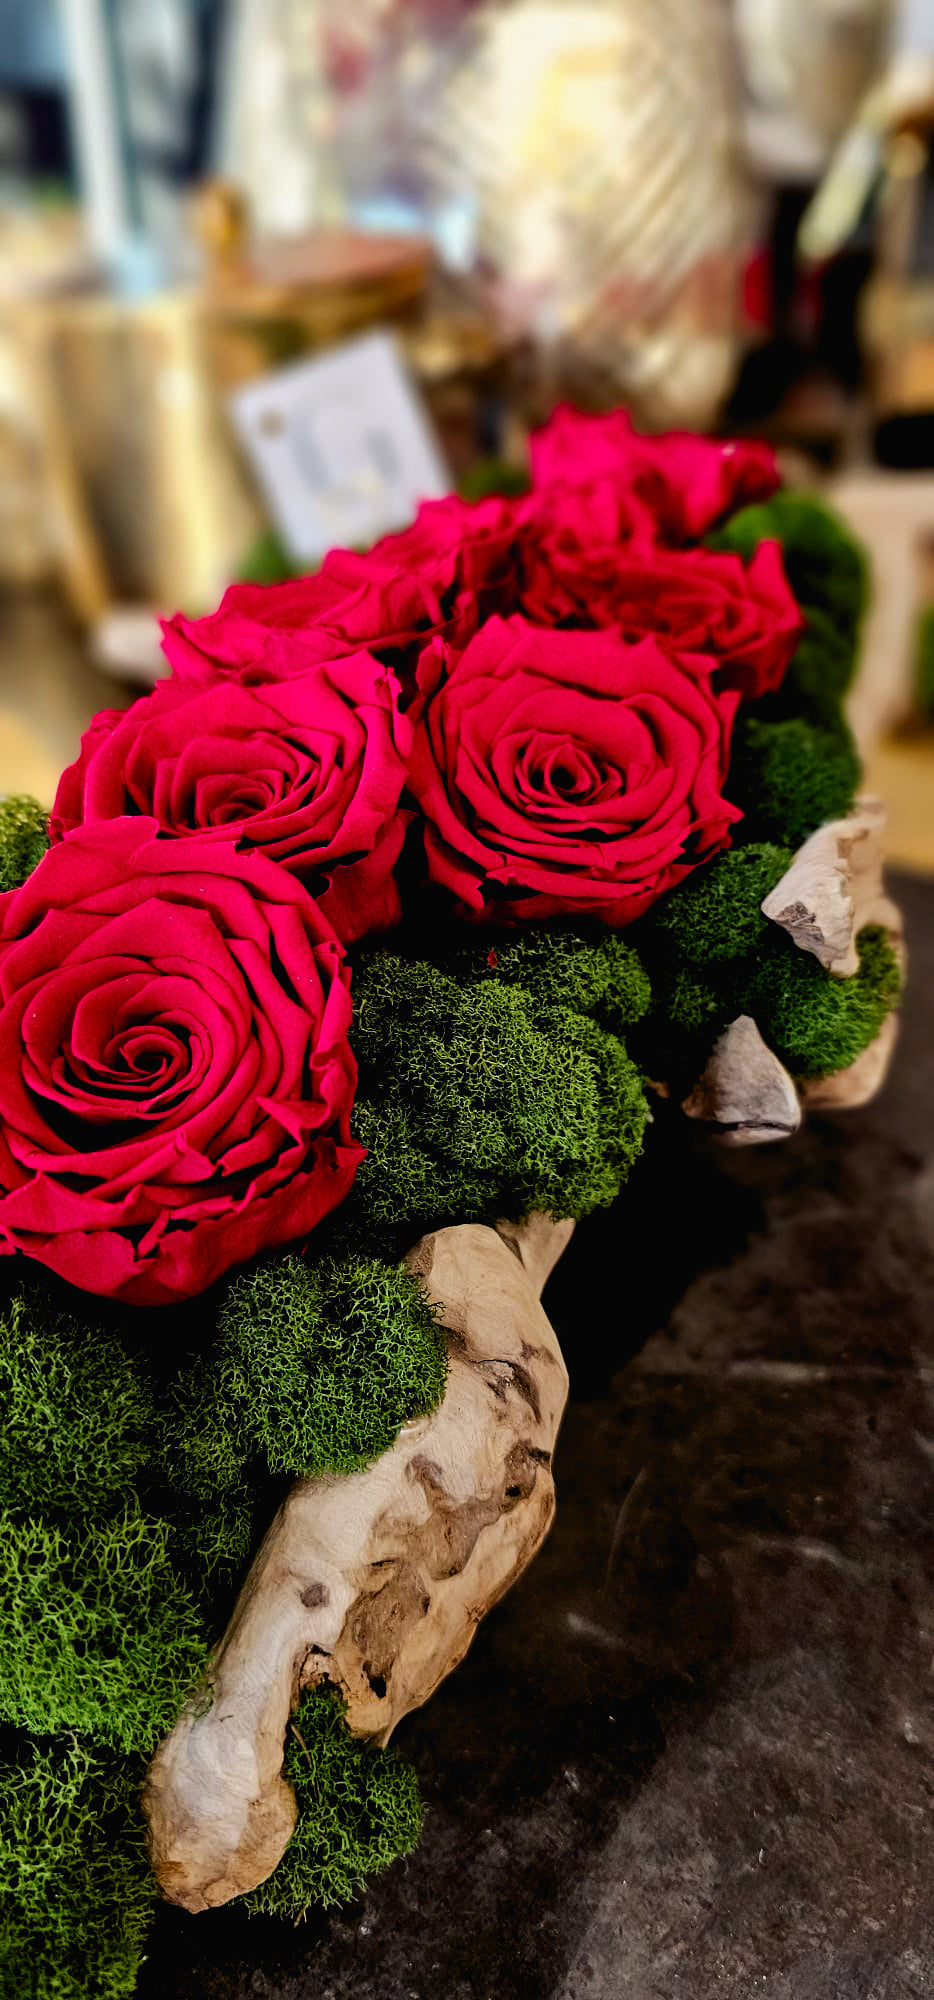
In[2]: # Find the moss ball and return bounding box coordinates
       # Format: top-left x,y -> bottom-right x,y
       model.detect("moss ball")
346,950 -> 649,1247
451,925 -> 651,1032
244,1687 -> 422,1916
779,606 -> 857,728
0,1734 -> 155,2000
0,1505 -> 206,1751
212,1252 -> 448,1481
727,714 -> 861,849
648,843 -> 793,966
0,795 -> 48,894
0,1289 -> 153,1520
746,924 -> 902,1079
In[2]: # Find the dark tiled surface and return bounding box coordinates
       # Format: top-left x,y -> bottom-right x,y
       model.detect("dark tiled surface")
141,870 -> 934,2000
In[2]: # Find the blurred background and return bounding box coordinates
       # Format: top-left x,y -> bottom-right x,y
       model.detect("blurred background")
2,0 -> 934,864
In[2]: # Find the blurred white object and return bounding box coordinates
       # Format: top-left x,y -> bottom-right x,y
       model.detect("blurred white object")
798,49 -> 934,262
57,0 -> 132,263
736,0 -> 896,180
419,0 -> 742,429
230,330 -> 450,563
832,468 -> 934,749
92,607 -> 170,687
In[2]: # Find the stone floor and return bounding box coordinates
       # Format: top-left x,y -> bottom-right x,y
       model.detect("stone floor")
139,868 -> 934,2000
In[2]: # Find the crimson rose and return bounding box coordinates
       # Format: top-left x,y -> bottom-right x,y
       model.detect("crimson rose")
50,652 -> 410,943
409,617 -> 741,927
518,539 -> 802,702
0,823 -> 362,1304
529,405 -> 780,544
161,561 -> 445,706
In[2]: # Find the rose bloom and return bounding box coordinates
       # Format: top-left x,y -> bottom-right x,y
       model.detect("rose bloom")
518,539 -> 802,702
0,824 -> 363,1304
409,616 -> 742,927
161,560 -> 447,710
529,405 -> 780,544
51,653 -> 410,944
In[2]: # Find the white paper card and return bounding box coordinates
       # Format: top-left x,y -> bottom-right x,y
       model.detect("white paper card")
229,330 -> 451,563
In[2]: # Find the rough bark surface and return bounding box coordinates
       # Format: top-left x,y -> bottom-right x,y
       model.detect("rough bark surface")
144,1214 -> 573,1914
681,1015 -> 801,1145
760,795 -> 904,978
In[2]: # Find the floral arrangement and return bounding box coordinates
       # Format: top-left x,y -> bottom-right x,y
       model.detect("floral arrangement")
0,409 -> 901,1999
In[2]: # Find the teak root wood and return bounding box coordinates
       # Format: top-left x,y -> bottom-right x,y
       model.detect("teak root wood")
145,1212 -> 573,1913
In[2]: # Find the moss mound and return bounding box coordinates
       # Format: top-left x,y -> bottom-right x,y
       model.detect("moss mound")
726,714 -> 861,849
0,1507 -> 205,1751
345,943 -> 649,1251
0,1289 -> 152,1518
0,1733 -> 155,2000
0,794 -> 48,894
245,1688 -> 423,1917
208,1253 -> 447,1480
646,843 -> 793,965
745,924 -> 902,1080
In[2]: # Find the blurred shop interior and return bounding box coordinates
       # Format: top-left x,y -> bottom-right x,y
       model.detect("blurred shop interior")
2,0 -> 934,866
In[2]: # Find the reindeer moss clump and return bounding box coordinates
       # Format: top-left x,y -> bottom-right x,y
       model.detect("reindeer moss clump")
245,1688 -> 422,1918
449,924 -> 651,1035
726,715 -> 861,849
0,1290 -> 152,1518
0,1508 -> 205,1751
0,1734 -> 155,2000
345,943 -> 649,1253
209,1253 -> 447,1479
0,794 -> 48,894
646,844 -> 792,965
745,924 -> 902,1079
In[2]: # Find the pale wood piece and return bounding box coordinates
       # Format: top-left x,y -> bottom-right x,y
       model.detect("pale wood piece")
801,1011 -> 900,1112
681,1015 -> 801,1146
145,1214 -> 572,1914
761,796 -> 904,980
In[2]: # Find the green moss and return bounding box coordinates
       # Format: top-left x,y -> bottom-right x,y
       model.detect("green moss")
0,1733 -> 155,2000
345,950 -> 649,1248
780,606 -> 858,728
172,1485 -> 259,1605
211,1252 -> 447,1479
244,1688 -> 422,1917
0,1506 -> 206,1751
236,528 -> 303,585
646,844 -> 792,965
712,491 -> 868,656
0,795 -> 48,893
726,714 -> 861,848
0,1287 -> 152,1519
159,1350 -> 252,1503
745,924 -> 902,1079
458,457 -> 531,503
450,925 -> 651,1034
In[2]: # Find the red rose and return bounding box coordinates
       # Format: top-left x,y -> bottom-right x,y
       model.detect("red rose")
161,563 -> 445,706
329,492 -> 533,668
50,653 -> 410,943
530,405 -> 779,543
409,616 -> 741,927
518,539 -> 802,701
0,824 -> 363,1304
